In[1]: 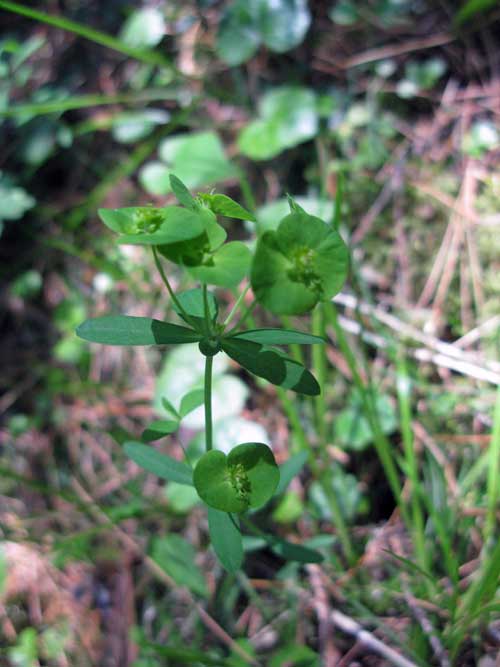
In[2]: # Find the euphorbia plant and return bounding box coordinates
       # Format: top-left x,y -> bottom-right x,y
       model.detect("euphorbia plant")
76,174 -> 348,572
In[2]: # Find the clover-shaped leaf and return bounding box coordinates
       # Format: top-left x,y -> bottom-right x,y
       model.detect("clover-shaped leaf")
193,443 -> 279,513
251,210 -> 349,315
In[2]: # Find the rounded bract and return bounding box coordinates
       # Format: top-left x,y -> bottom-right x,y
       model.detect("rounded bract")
251,211 -> 349,315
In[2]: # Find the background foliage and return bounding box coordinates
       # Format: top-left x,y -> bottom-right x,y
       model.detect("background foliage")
1,1 -> 499,666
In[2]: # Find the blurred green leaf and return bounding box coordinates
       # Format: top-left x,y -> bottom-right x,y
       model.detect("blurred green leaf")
8,627 -> 38,667
272,491 -> 304,523
335,393 -> 397,450
149,131 -> 233,194
151,534 -> 207,597
124,441 -> 193,486
141,419 -> 179,442
238,87 -> 318,160
455,0 -> 498,24
0,172 -> 35,222
111,109 -> 169,143
271,538 -> 324,563
207,507 -> 244,572
138,161 -> 170,196
276,451 -> 308,495
217,0 -> 310,65
269,644 -> 320,667
119,7 -> 166,48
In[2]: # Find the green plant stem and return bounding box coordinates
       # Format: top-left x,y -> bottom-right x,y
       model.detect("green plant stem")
485,383 -> 500,543
152,247 -> 194,326
225,299 -> 258,335
204,356 -> 213,452
0,89 -> 176,117
325,303 -> 406,519
396,354 -> 428,574
275,387 -> 355,565
202,283 -> 213,336
223,284 -> 251,328
312,305 -> 327,443
0,0 -> 177,71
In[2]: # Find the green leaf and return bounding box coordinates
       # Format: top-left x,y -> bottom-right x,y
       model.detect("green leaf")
151,535 -> 207,597
193,443 -> 280,513
230,328 -> 324,345
0,173 -> 36,222
97,206 -> 205,246
257,196 -> 334,233
188,241 -> 251,288
259,0 -> 311,53
276,451 -> 308,495
158,131 -> 233,192
197,193 -> 256,221
161,396 -> 180,419
455,0 -> 497,24
169,173 -> 197,209
158,208 -> 227,267
216,0 -> 310,65
222,338 -> 320,395
207,507 -> 243,572
251,210 -> 349,315
335,393 -> 397,451
271,538 -> 324,563
174,287 -> 219,327
140,641 -> 228,666
141,419 -> 178,442
238,87 -> 318,160
76,316 -> 201,346
111,109 -> 169,144
179,389 -> 205,418
124,441 -> 193,486
270,645 -> 319,667
138,161 -> 170,196
119,7 -> 165,48
216,1 -> 260,65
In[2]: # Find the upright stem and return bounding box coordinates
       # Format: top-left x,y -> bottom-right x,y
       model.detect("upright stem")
152,246 -> 197,328
204,355 -> 213,452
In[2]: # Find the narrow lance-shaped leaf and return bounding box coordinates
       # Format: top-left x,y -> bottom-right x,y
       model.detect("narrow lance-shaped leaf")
221,338 -> 320,395
141,420 -> 179,443
76,316 -> 201,346
271,538 -> 324,564
276,451 -> 309,495
169,173 -> 197,209
197,192 -> 256,222
207,508 -> 243,573
124,442 -> 193,486
230,328 -> 324,345
179,389 -> 205,418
